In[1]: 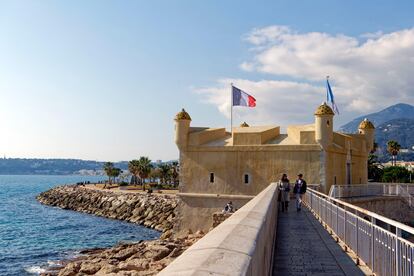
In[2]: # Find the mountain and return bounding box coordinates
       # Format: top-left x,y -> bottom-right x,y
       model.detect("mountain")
339,103 -> 414,133
375,118 -> 414,152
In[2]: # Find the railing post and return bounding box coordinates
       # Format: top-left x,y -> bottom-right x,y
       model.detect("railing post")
370,217 -> 375,271
344,206 -> 347,244
336,204 -> 339,233
396,227 -> 401,276
310,191 -> 313,210
356,212 -> 359,255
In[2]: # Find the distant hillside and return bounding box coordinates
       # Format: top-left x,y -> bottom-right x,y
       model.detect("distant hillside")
339,103 -> 414,133
0,158 -> 129,175
0,158 -> 178,175
375,118 -> 414,161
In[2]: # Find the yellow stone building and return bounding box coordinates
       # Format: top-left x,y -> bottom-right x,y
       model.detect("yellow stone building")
173,103 -> 375,234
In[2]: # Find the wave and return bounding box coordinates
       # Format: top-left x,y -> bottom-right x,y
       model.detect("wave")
47,260 -> 60,266
24,265 -> 46,274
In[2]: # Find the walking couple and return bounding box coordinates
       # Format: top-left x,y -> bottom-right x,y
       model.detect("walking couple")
277,173 -> 307,212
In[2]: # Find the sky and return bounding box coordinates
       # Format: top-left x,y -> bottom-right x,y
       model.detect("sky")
1,1 -> 414,161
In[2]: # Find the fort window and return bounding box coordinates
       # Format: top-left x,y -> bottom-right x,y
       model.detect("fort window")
327,120 -> 330,127
209,173 -> 215,183
244,174 -> 250,184
334,176 -> 337,185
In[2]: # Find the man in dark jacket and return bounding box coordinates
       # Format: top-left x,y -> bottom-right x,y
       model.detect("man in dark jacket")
293,173 -> 307,211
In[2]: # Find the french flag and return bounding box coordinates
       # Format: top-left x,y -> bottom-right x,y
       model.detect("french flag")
232,85 -> 256,107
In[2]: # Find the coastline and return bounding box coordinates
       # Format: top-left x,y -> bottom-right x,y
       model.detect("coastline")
37,185 -> 177,236
36,185 -> 202,275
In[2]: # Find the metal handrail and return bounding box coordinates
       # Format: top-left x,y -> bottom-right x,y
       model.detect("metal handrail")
310,188 -> 414,235
304,188 -> 414,276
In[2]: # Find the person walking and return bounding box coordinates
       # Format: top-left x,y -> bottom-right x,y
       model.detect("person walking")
278,174 -> 290,212
293,173 -> 307,212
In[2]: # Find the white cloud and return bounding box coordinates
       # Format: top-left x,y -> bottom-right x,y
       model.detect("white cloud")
197,26 -> 414,129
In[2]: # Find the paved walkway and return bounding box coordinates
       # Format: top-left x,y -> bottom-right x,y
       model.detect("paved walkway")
272,205 -> 364,276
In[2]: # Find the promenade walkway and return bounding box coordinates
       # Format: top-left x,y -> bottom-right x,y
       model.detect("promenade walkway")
272,205 -> 364,276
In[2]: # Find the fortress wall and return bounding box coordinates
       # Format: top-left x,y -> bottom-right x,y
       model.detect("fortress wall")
175,147 -> 321,234
325,149 -> 368,193
180,146 -> 322,196
174,193 -> 253,236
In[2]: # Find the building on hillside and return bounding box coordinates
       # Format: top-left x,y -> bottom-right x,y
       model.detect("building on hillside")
383,161 -> 414,171
173,103 -> 375,234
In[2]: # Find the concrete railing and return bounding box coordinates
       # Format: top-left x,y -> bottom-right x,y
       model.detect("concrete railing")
329,183 -> 414,208
329,183 -> 398,198
159,183 -> 279,276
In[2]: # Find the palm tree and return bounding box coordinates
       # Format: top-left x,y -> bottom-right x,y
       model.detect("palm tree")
387,140 -> 401,166
110,167 -> 122,184
159,163 -> 172,185
128,159 -> 140,185
137,157 -> 152,191
103,162 -> 114,187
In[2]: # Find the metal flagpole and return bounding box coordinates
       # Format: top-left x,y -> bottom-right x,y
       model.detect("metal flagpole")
230,83 -> 233,137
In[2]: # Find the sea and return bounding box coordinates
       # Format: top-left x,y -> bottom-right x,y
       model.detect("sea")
0,175 -> 160,276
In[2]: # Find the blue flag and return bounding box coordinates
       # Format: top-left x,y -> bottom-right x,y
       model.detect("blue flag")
326,79 -> 339,114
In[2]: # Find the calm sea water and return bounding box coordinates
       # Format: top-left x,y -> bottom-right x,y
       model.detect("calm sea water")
0,175 -> 160,276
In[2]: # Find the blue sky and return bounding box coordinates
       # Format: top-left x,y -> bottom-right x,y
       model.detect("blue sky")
1,1 -> 414,161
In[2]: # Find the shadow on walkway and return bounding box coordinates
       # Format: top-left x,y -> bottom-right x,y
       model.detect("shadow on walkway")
272,204 -> 364,276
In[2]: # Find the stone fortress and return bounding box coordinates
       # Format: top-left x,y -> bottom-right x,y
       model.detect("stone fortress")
173,102 -> 375,234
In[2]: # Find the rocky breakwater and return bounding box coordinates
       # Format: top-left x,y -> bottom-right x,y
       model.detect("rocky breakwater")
36,185 -> 204,275
37,185 -> 177,238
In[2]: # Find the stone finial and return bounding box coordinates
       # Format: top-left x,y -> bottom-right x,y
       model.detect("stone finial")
240,122 -> 249,127
358,118 -> 375,129
314,102 -> 335,116
175,108 -> 192,121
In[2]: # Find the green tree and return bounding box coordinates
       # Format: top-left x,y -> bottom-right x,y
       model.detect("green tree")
159,163 -> 172,185
371,141 -> 378,154
103,162 -> 114,187
368,154 -> 383,182
137,156 -> 152,191
149,167 -> 161,184
128,159 -> 141,185
103,162 -> 122,188
110,167 -> 122,184
382,166 -> 410,183
387,140 -> 401,166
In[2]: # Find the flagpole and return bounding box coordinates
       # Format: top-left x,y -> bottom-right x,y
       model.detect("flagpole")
230,83 -> 233,137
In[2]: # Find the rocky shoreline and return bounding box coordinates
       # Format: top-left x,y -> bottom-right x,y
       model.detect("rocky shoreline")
37,185 -> 177,238
44,232 -> 204,276
36,185 -> 201,275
